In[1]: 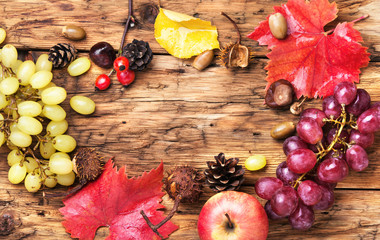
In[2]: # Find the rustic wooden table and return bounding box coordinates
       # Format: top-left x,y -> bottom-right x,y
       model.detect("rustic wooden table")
1,0 -> 380,239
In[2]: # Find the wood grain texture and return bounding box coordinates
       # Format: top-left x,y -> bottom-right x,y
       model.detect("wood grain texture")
0,0 -> 380,239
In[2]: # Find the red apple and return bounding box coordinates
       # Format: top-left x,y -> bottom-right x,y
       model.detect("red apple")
198,191 -> 268,240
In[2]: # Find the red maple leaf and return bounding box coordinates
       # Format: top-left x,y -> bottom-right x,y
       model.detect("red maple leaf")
247,0 -> 370,99
59,160 -> 178,240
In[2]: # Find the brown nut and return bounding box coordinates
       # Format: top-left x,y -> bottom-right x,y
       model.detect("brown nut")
270,121 -> 295,139
193,50 -> 214,71
269,13 -> 287,40
265,79 -> 295,109
62,25 -> 86,41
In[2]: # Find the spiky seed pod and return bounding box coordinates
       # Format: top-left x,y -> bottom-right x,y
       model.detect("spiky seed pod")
48,43 -> 77,68
204,153 -> 245,192
72,148 -> 104,184
122,39 -> 153,71
164,166 -> 203,203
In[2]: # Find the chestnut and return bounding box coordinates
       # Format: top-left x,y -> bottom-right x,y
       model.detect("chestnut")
265,80 -> 295,109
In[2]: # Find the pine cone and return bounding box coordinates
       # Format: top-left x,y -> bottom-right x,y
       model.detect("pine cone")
204,153 -> 245,192
48,43 -> 77,69
122,39 -> 153,71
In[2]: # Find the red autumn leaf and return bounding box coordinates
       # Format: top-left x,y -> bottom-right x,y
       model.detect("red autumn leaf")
247,0 -> 370,99
59,159 -> 178,240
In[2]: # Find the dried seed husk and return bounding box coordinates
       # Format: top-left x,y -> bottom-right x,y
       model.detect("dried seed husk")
72,148 -> 104,184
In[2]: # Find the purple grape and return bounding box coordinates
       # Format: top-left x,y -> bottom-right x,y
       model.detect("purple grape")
346,89 -> 371,117
346,145 -> 369,172
314,176 -> 337,190
357,108 -> 380,134
264,201 -> 284,220
313,185 -> 334,210
322,96 -> 342,119
255,177 -> 283,200
283,136 -> 308,156
317,158 -> 349,183
289,202 -> 315,230
297,117 -> 323,144
300,108 -> 327,127
287,148 -> 316,174
349,129 -> 374,149
371,101 -> 380,109
334,81 -> 357,105
326,128 -> 349,149
89,42 -> 116,69
270,186 -> 299,217
297,180 -> 322,206
276,161 -> 300,186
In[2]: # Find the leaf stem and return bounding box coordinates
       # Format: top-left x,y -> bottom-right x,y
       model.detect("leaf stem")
351,15 -> 369,24
141,197 -> 181,239
221,12 -> 241,44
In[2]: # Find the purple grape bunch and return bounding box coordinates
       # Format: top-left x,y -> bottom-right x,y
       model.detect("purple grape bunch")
255,81 -> 380,230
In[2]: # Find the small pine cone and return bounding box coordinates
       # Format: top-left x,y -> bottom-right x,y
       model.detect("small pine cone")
122,39 -> 153,71
48,43 -> 77,68
204,153 -> 245,192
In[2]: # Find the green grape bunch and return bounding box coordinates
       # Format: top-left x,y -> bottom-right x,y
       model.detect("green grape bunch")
0,28 -> 93,192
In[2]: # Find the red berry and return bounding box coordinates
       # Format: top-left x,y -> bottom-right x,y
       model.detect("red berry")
113,56 -> 129,72
117,69 -> 135,87
95,74 -> 111,91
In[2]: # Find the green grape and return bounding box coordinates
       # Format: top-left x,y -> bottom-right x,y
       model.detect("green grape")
67,57 -> 91,76
1,44 -> 18,68
46,120 -> 68,136
17,116 -> 43,135
37,82 -> 56,95
9,122 -> 18,132
70,96 -> 95,115
0,28 -> 6,44
29,70 -> 53,89
0,93 -> 7,109
8,163 -> 27,184
39,140 -> 56,159
7,149 -> 23,166
49,157 -> 73,175
0,131 -> 5,147
24,172 -> 42,192
0,77 -> 19,95
0,113 -> 3,127
35,53 -> 52,72
41,87 -> 67,105
42,104 -> 66,121
24,157 -> 39,173
50,152 -> 71,160
11,59 -> 22,74
17,101 -> 42,117
56,171 -> 75,186
53,135 -> 76,152
9,131 -> 32,148
17,60 -> 36,86
44,176 -> 57,188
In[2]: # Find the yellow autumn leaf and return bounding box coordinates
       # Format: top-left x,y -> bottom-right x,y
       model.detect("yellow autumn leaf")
154,8 -> 219,59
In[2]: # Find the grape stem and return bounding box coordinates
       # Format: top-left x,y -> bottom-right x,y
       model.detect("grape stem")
293,104 -> 348,188
221,12 -> 241,44
140,196 -> 181,239
118,0 -> 135,56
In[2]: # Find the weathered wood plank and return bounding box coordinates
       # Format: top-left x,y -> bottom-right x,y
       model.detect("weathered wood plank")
0,0 -> 379,58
